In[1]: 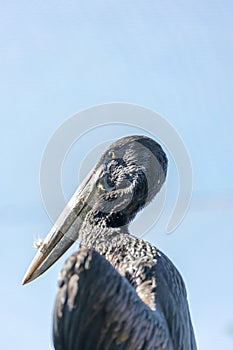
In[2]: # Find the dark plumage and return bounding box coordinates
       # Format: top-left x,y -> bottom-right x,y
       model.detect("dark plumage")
23,135 -> 197,350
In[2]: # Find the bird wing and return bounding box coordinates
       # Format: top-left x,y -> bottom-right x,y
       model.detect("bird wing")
102,241 -> 197,350
53,248 -> 174,350
154,251 -> 197,350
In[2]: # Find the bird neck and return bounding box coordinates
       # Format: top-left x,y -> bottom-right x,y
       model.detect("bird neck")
79,219 -> 130,252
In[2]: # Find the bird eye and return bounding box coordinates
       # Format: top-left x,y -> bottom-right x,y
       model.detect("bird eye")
108,150 -> 116,159
97,176 -> 115,192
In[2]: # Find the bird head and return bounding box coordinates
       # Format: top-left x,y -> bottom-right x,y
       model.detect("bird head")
22,135 -> 167,284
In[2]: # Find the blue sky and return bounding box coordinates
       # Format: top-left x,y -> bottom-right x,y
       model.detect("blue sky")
1,1 -> 233,349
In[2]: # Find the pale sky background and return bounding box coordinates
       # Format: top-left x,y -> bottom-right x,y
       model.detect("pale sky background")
1,1 -> 233,349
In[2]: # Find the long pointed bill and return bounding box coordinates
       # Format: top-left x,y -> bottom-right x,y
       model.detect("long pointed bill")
22,166 -> 102,285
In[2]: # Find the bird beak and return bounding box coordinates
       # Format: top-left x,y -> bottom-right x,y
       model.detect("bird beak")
22,165 -> 102,285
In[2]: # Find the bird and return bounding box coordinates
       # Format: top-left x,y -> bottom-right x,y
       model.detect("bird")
22,135 -> 197,350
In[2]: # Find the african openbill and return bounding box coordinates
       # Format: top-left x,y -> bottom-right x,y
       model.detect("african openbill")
23,135 -> 197,350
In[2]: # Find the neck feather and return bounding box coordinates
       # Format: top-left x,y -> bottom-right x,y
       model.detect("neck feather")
79,219 -> 130,251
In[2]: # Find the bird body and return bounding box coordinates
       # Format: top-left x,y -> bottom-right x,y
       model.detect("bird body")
23,135 -> 197,350
53,234 -> 196,350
